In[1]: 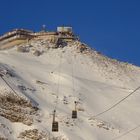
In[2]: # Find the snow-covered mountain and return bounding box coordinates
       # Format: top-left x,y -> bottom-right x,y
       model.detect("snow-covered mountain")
0,38 -> 140,140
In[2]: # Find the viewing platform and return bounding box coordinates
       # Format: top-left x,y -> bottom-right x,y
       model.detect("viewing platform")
0,26 -> 78,49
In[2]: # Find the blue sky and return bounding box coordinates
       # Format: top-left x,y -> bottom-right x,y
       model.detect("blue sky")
0,0 -> 140,66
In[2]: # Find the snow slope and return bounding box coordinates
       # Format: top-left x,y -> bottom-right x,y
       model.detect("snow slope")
0,39 -> 140,140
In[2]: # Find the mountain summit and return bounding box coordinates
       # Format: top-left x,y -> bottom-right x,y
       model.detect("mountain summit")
0,27 -> 140,140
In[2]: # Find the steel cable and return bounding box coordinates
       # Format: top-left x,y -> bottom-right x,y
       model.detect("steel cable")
0,75 -> 19,97
91,86 -> 140,118
112,124 -> 140,140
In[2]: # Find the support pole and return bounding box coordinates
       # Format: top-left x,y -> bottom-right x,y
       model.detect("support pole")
53,110 -> 56,122
74,101 -> 77,111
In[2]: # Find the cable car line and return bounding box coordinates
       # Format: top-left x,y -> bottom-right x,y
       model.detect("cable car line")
0,74 -> 19,97
52,49 -> 63,132
71,53 -> 78,119
71,53 -> 75,95
111,124 -> 140,140
54,50 -> 63,111
91,86 -> 140,118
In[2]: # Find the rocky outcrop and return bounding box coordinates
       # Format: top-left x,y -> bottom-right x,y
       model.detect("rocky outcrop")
0,93 -> 38,126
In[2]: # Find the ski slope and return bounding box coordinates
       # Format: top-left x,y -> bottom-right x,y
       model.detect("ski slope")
0,39 -> 140,140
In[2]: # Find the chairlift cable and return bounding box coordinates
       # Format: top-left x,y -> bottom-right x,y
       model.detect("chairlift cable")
111,124 -> 140,140
51,48 -> 63,132
54,49 -> 63,111
92,86 -> 140,118
70,50 -> 79,102
70,49 -> 79,119
0,75 -> 19,97
71,53 -> 75,95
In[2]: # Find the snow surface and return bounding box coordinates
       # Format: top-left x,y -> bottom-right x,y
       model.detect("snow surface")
0,39 -> 140,140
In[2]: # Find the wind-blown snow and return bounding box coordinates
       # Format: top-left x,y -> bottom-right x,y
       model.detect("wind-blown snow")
0,39 -> 140,140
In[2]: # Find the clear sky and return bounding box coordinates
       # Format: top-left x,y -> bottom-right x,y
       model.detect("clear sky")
0,0 -> 140,66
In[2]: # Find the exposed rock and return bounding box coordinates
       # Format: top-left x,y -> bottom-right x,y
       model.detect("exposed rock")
0,137 -> 8,140
17,46 -> 30,53
18,129 -> 67,140
0,93 -> 38,126
33,50 -> 42,56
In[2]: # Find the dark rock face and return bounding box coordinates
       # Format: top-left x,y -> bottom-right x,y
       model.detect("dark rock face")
18,129 -> 66,140
18,129 -> 48,140
0,137 -> 8,140
0,93 -> 38,126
